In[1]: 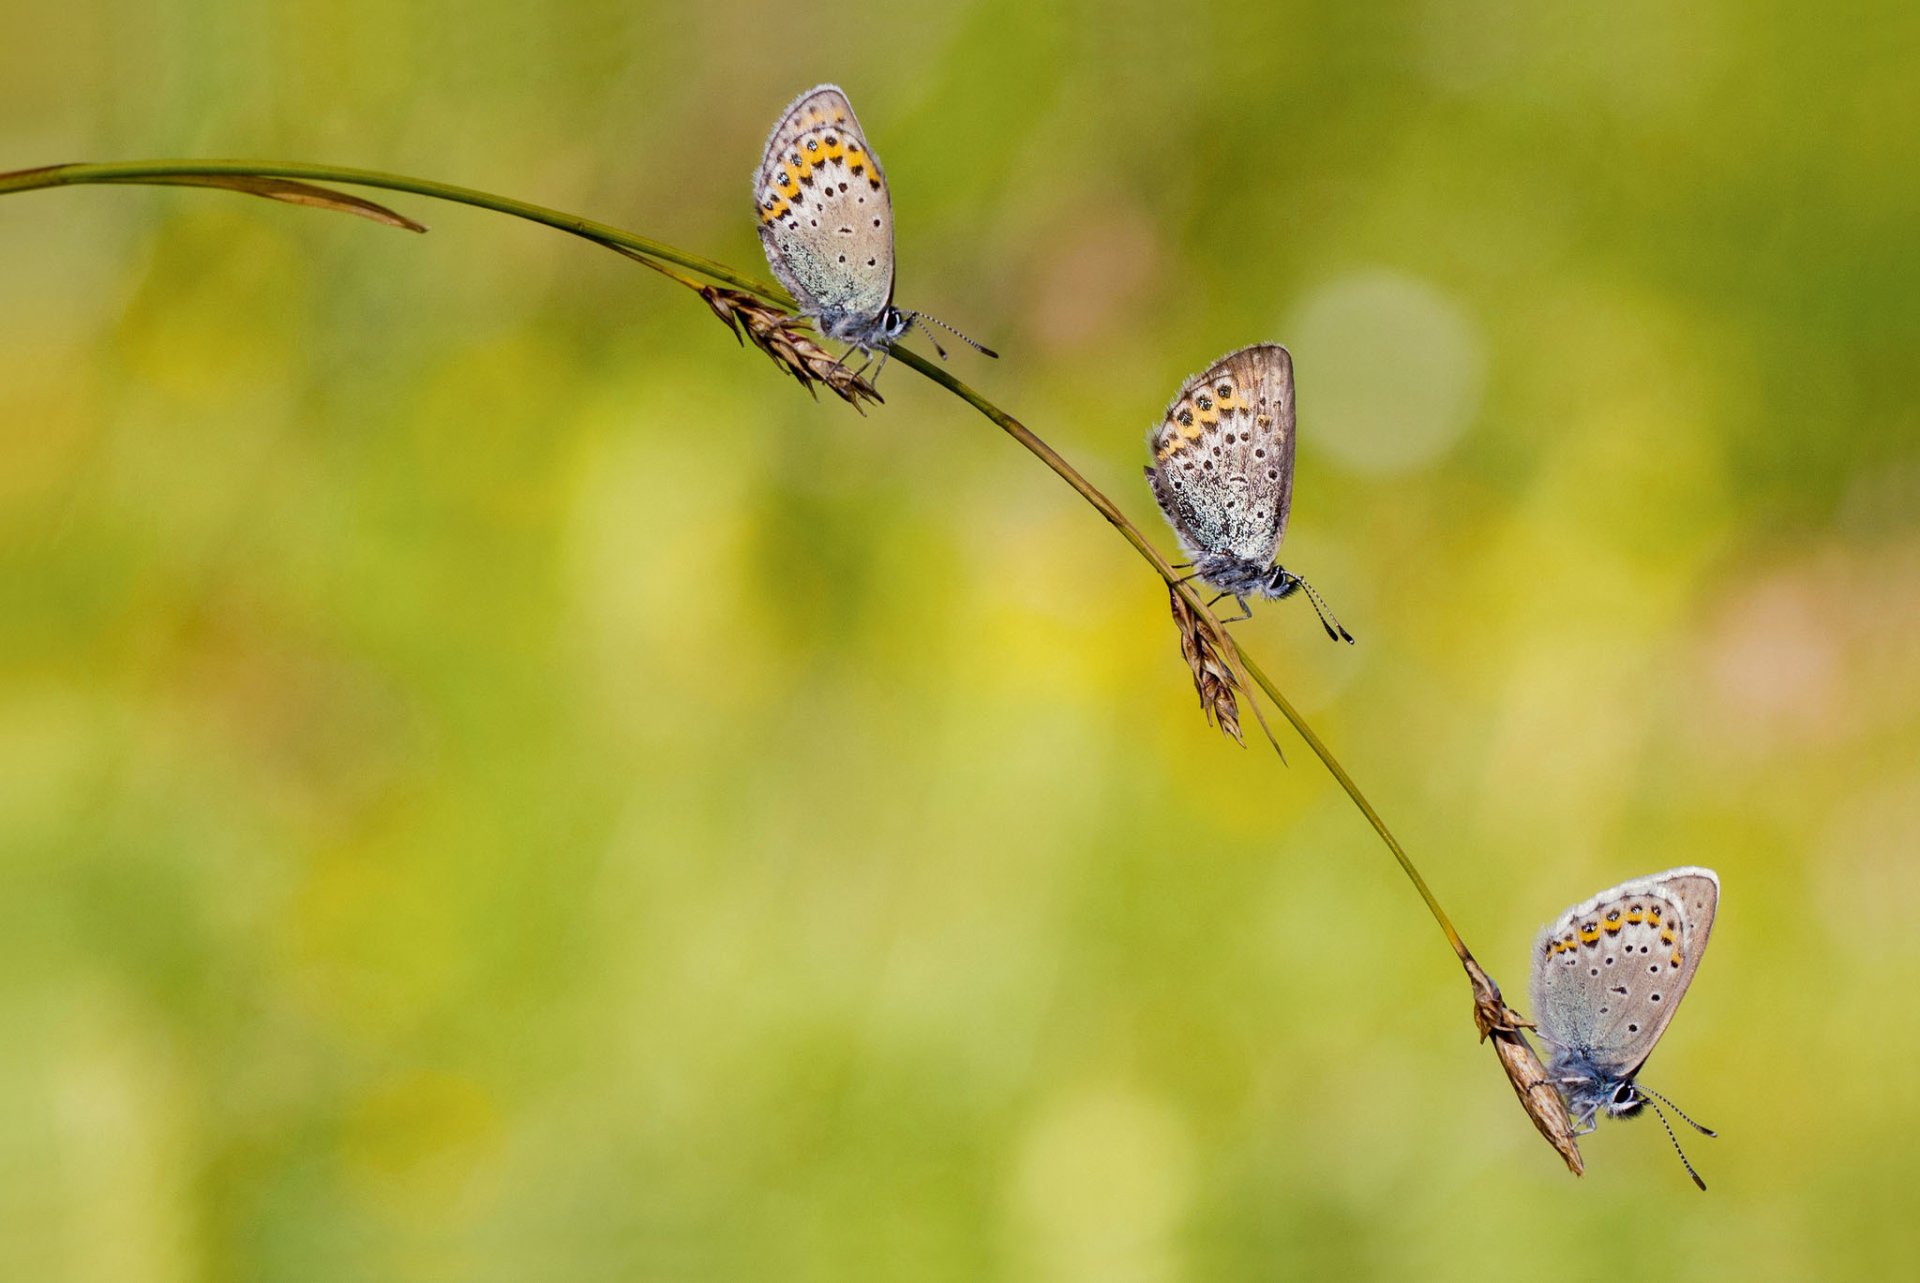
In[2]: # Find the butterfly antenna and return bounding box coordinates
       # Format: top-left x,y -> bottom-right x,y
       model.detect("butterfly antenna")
1640,1085 -> 1718,1137
1297,578 -> 1355,645
1640,1093 -> 1709,1191
909,314 -> 950,361
914,311 -> 999,359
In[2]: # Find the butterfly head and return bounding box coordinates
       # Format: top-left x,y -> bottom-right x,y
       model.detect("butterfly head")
1544,1046 -> 1641,1129
1604,1079 -> 1646,1119
819,305 -> 911,350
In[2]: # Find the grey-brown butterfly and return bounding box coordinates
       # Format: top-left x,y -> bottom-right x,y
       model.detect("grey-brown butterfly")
1532,867 -> 1721,1188
1144,344 -> 1352,640
753,84 -> 993,379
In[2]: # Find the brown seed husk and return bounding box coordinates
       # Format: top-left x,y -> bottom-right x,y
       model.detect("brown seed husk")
699,286 -> 882,412
1168,586 -> 1244,745
1464,954 -> 1584,1175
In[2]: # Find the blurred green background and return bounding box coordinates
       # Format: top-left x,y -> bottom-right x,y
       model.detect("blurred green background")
3,1 -> 1916,1279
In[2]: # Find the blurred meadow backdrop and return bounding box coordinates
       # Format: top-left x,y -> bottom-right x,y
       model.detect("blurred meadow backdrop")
3,1 -> 1917,1279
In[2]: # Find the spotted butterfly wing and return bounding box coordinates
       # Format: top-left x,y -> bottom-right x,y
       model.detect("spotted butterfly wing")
1531,867 -> 1719,1079
753,85 -> 895,342
1144,344 -> 1296,566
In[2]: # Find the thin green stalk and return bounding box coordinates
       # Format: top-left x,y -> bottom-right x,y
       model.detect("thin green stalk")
1234,650 -> 1468,958
0,160 -> 783,302
899,348 -> 1472,957
4,154 -> 1585,1172
3,159 -> 1464,958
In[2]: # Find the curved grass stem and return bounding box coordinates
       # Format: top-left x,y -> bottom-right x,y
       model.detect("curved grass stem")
0,159 -> 781,301
0,156 -> 1578,1170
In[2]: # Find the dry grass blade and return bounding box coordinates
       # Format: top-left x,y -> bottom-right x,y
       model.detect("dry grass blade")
1464,955 -> 1584,1175
107,174 -> 428,231
1169,586 -> 1245,746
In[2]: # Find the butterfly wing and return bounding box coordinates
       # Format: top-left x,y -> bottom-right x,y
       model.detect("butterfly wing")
1531,867 -> 1719,1078
753,85 -> 895,333
1145,344 -> 1296,562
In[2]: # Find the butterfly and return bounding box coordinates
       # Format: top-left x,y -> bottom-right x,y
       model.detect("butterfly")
1531,866 -> 1721,1188
1144,344 -> 1352,640
753,84 -> 994,380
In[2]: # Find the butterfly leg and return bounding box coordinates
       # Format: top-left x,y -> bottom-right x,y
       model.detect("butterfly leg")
822,343 -> 858,378
1207,593 -> 1253,624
